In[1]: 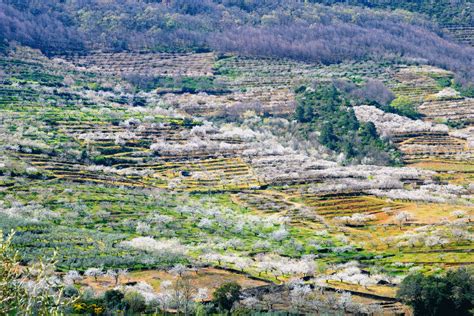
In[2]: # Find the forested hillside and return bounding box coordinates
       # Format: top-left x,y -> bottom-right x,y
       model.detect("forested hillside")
313,0 -> 473,25
1,0 -> 474,84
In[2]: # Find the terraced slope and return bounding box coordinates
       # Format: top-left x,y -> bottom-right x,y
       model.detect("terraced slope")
62,52 -> 216,77
444,26 -> 474,46
0,45 -> 473,314
419,98 -> 474,123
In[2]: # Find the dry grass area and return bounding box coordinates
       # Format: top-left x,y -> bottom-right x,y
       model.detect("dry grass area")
325,280 -> 397,299
80,267 -> 268,298
383,202 -> 474,225
409,160 -> 474,172
408,160 -> 474,184
343,201 -> 473,235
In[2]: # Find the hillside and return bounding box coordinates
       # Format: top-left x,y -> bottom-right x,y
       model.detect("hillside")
1,1 -> 474,83
0,1 -> 473,315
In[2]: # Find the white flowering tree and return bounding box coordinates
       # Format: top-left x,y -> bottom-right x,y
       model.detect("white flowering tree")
84,267 -> 104,282
271,227 -> 289,244
169,264 -> 188,277
106,268 -> 128,286
394,211 -> 414,230
64,270 -> 82,285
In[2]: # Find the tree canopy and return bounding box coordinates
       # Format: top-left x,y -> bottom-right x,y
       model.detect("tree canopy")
397,268 -> 474,316
0,0 -> 473,85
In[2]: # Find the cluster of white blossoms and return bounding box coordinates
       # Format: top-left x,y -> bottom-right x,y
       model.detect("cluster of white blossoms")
119,237 -> 187,259
334,213 -> 376,226
322,261 -> 401,287
354,105 -> 448,137
200,252 -> 318,279
369,182 -> 469,203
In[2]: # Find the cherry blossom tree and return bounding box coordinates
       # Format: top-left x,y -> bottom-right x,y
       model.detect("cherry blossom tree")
106,268 -> 128,286
169,264 -> 188,277
394,211 -> 413,230
64,270 -> 82,285
85,268 -> 104,282
271,227 -> 289,244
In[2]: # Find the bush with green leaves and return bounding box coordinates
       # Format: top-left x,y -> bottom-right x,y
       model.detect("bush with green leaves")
390,96 -> 422,120
212,282 -> 242,312
454,82 -> 474,98
397,268 -> 474,316
124,291 -> 147,314
104,289 -> 125,310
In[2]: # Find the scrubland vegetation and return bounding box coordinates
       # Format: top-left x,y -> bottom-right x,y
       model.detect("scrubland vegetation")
1,1 -> 474,315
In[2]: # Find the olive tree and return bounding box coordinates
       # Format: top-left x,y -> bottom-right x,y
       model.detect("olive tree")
0,230 -> 77,315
